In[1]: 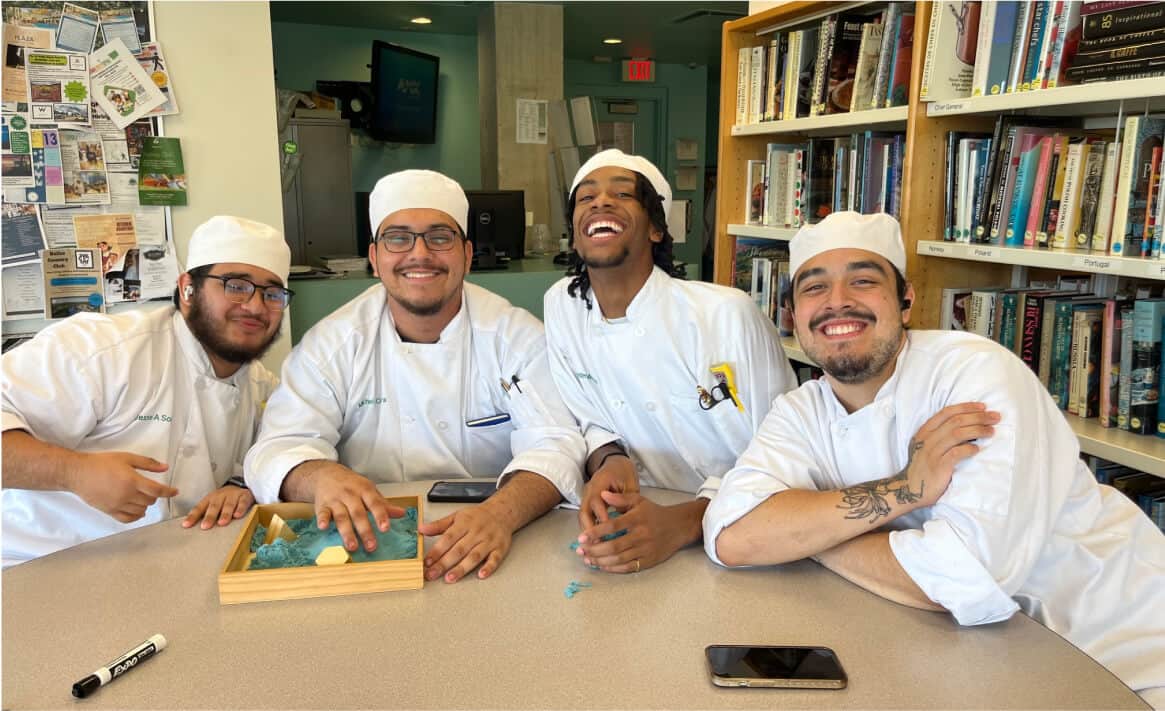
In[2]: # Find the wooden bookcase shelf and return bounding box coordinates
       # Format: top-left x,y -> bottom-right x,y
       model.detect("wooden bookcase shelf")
714,1 -> 1165,477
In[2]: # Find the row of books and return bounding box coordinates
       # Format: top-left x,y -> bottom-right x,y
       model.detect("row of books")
734,3 -> 914,125
732,238 -> 794,338
943,114 -> 1165,256
745,132 -> 906,228
921,1 -> 1165,103
943,277 -> 1165,437
1086,455 -> 1165,532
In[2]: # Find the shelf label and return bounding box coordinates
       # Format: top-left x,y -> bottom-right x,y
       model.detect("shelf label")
971,247 -> 997,259
1073,256 -> 1119,274
1153,264 -> 1165,278
924,243 -> 950,256
929,101 -> 966,114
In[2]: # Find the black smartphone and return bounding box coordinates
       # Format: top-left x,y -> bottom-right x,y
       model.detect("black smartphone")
705,645 -> 847,690
426,480 -> 498,503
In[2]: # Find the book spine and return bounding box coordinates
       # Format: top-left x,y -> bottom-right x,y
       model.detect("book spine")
1081,1 -> 1156,13
1008,1 -> 1035,92
1051,301 -> 1075,407
887,13 -> 916,107
1099,299 -> 1119,427
1130,302 -> 1164,434
1054,142 -> 1085,249
1020,0 -> 1050,90
1072,38 -> 1165,66
1044,135 -> 1071,243
920,3 -> 944,100
971,0 -> 999,96
1082,3 -> 1165,40
1000,293 -> 1019,350
977,117 -> 1009,240
971,138 -> 994,239
1065,54 -> 1165,80
1110,116 -> 1141,255
1007,137 -> 1041,246
1081,312 -> 1103,418
1067,312 -> 1084,412
1154,152 -> 1165,257
1039,296 -> 1061,385
1037,0 -> 1066,88
749,45 -> 766,124
811,17 -> 835,117
1078,25 -> 1165,51
872,4 -> 900,108
1093,141 -> 1123,252
1076,142 -> 1108,249
1020,297 -> 1045,371
1118,304 -> 1135,430
1143,145 -> 1162,257
736,47 -> 751,125
993,129 -> 1027,243
986,1 -> 1021,93
1025,137 -> 1055,246
783,31 -> 799,121
1048,0 -> 1084,87
764,39 -> 779,121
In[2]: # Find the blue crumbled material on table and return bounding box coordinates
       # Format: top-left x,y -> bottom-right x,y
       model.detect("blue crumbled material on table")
563,581 -> 592,598
248,507 -> 418,570
569,510 -> 626,552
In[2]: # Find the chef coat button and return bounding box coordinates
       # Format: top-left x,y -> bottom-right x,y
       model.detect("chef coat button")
645,402 -> 656,411
438,421 -> 448,430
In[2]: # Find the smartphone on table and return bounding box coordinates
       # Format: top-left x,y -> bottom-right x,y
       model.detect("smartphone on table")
705,645 -> 847,689
426,480 -> 497,503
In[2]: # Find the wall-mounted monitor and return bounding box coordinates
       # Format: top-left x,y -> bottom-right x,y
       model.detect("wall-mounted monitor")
370,40 -> 439,144
466,190 -> 526,265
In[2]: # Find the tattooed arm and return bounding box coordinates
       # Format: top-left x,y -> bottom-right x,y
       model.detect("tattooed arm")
714,403 -> 998,568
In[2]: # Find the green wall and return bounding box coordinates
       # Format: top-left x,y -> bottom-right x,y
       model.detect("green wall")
270,22 -> 481,191
565,59 -> 709,278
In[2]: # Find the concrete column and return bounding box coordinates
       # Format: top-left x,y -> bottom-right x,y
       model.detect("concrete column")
478,2 -> 563,232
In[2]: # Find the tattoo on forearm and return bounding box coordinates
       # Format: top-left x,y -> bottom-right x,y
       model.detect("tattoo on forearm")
837,440 -> 925,523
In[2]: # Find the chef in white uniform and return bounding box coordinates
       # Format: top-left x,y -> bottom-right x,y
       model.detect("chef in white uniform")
245,169 -> 585,584
2,216 -> 289,567
544,149 -> 795,574
705,211 -> 1165,706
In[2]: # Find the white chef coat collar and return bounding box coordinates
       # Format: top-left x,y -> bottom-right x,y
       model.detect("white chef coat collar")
588,265 -> 668,327
819,331 -> 912,421
172,310 -> 247,385
381,285 -> 469,346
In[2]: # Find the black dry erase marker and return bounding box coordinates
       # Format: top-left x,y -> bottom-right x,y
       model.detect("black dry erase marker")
71,634 -> 167,698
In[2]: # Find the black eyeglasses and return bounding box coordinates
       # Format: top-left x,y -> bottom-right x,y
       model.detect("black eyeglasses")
205,275 -> 294,310
375,228 -> 461,253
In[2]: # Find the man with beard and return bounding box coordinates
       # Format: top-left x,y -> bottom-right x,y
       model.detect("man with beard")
542,150 -> 796,574
245,170 -> 585,584
1,216 -> 289,567
705,211 -> 1165,707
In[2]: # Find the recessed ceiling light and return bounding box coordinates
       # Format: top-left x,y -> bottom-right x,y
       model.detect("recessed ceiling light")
411,17 -> 432,24
603,38 -> 622,45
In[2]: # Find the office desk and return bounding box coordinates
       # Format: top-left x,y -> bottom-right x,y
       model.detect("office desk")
2,484 -> 1145,710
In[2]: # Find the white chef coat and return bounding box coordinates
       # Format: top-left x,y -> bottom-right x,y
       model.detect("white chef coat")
1,306 -> 277,567
705,330 -> 1165,702
244,283 -> 586,504
543,267 -> 796,497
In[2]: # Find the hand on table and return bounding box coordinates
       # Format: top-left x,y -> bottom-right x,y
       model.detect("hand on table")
418,502 -> 513,583
578,454 -> 638,531
182,484 -> 254,530
575,490 -> 696,574
309,464 -> 407,552
71,451 -> 177,523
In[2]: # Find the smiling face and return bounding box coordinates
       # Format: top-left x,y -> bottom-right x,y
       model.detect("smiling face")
571,166 -> 662,272
792,248 -> 912,386
179,262 -> 284,375
368,207 -> 471,324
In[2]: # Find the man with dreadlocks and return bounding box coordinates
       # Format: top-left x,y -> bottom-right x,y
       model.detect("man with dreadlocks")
543,149 -> 796,574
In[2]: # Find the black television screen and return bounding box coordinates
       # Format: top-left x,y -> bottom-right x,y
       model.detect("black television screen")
466,190 -> 526,262
370,41 -> 438,143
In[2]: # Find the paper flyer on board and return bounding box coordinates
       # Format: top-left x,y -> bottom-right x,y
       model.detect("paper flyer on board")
3,24 -> 52,103
1,203 -> 46,265
137,43 -> 178,116
2,123 -> 65,204
2,262 -> 46,321
41,247 -> 104,318
59,128 -> 110,204
54,2 -> 99,53
73,212 -> 139,303
89,38 -> 165,129
138,240 -> 178,299
138,137 -> 186,206
25,49 -> 90,126
98,7 -> 141,53
40,174 -> 165,248
90,104 -> 132,171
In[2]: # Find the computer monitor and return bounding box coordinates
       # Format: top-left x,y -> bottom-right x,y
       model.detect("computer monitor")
355,191 -> 372,254
465,190 -> 525,265
370,41 -> 439,144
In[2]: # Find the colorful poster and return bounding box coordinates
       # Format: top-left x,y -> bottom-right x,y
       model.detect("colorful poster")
89,38 -> 165,129
138,136 -> 185,206
59,128 -> 110,205
41,247 -> 104,318
55,2 -> 99,53
1,203 -> 45,264
25,49 -> 90,126
2,23 -> 52,102
136,42 -> 178,116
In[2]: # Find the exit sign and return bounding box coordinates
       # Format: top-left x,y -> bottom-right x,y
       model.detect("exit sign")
622,59 -> 655,82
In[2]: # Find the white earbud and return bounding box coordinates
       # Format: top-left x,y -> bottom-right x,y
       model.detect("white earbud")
183,285 -> 193,300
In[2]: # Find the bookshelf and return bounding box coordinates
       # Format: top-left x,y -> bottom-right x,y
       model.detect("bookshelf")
714,1 -> 1165,479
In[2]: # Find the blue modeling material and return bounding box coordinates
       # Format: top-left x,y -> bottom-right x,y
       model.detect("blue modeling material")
248,507 -> 419,570
563,581 -> 592,598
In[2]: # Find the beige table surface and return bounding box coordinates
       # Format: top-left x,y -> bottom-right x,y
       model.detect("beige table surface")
2,483 -> 1146,710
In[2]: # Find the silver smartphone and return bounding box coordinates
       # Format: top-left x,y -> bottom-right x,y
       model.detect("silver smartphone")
705,645 -> 847,690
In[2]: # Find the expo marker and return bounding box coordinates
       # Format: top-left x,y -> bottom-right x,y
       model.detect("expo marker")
71,634 -> 167,698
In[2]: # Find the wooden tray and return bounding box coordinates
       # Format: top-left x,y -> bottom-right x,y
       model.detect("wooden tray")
218,497 -> 423,604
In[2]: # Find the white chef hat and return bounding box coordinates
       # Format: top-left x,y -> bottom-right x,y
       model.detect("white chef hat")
185,216 -> 291,286
789,211 -> 907,277
369,169 -> 469,236
570,149 -> 673,232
